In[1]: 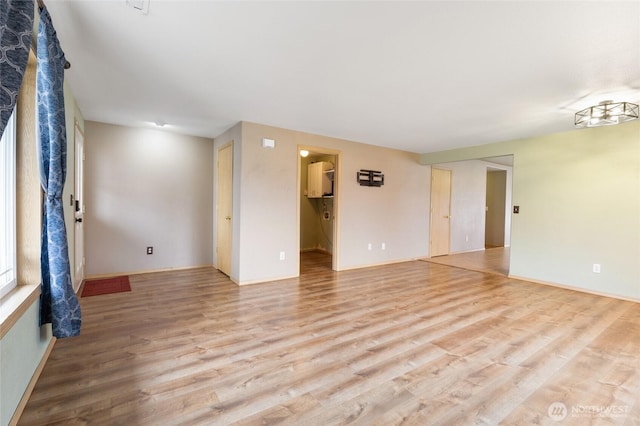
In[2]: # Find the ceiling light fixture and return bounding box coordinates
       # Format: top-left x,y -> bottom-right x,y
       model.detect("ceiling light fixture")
574,100 -> 639,128
300,150 -> 309,158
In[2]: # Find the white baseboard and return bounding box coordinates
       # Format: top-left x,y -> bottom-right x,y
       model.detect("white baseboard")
508,274 -> 640,304
85,264 -> 215,280
337,258 -> 418,272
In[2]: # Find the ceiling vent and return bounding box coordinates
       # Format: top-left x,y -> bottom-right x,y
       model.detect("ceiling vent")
126,0 -> 149,14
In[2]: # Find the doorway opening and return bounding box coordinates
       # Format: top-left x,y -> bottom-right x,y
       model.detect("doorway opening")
425,156 -> 513,276
298,146 -> 340,274
485,168 -> 507,249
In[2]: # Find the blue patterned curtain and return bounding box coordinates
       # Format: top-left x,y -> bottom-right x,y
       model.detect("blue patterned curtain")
0,0 -> 34,137
37,6 -> 81,338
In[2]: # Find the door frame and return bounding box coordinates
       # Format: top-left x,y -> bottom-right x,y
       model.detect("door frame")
429,167 -> 452,257
73,120 -> 85,291
297,145 -> 341,273
485,168 -> 507,248
215,141 -> 234,277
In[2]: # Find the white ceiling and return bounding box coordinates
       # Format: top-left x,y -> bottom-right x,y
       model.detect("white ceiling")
45,1 -> 640,154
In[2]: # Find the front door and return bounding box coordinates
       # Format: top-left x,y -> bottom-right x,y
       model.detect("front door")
430,167 -> 451,257
74,123 -> 85,290
216,143 -> 233,276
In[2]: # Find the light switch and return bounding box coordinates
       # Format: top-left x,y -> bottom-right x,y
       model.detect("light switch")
513,205 -> 520,214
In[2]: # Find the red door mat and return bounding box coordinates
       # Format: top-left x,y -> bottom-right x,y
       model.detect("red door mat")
81,276 -> 131,297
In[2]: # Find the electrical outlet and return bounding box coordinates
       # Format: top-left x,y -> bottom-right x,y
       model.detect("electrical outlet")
381,242 -> 386,250
146,246 -> 153,255
367,243 -> 372,251
593,263 -> 601,273
279,251 -> 286,261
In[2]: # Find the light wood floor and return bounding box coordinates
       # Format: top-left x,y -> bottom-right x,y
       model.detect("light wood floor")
424,247 -> 510,276
18,252 -> 639,425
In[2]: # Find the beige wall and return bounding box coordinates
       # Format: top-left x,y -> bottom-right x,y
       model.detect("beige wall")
215,121 -> 431,285
422,121 -> 640,301
84,122 -> 214,276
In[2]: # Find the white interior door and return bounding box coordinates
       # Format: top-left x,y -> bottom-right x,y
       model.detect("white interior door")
216,143 -> 233,276
74,123 -> 85,289
430,167 -> 451,257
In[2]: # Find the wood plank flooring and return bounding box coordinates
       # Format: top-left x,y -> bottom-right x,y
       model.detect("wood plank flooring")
423,247 -> 510,276
18,252 -> 639,425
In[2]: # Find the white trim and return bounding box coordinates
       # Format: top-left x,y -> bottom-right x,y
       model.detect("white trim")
0,284 -> 41,339
0,111 -> 17,299
237,273 -> 299,286
84,264 -> 215,281
508,274 -> 640,304
337,257 -> 421,272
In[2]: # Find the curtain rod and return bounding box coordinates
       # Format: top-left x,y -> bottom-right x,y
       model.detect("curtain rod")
37,0 -> 71,69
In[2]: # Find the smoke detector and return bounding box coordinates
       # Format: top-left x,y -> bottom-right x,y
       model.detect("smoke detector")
126,0 -> 149,14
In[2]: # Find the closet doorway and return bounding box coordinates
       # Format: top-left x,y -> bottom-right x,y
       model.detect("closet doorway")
485,168 -> 507,248
298,146 -> 340,273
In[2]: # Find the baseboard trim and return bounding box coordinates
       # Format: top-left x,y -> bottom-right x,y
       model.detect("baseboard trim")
508,274 -> 640,304
9,336 -> 57,426
448,248 -> 486,255
238,274 -> 299,286
337,258 -> 418,272
85,264 -> 215,280
300,248 -> 332,255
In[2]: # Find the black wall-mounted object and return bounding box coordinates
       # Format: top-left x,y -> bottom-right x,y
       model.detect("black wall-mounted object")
357,169 -> 384,187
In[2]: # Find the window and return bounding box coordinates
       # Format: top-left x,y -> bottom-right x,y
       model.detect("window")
1,111 -> 17,298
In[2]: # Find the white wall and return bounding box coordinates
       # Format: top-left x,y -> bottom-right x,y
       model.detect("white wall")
84,122 -> 214,276
421,121 -> 640,301
431,159 -> 512,253
214,121 -> 431,284
433,160 -> 487,253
